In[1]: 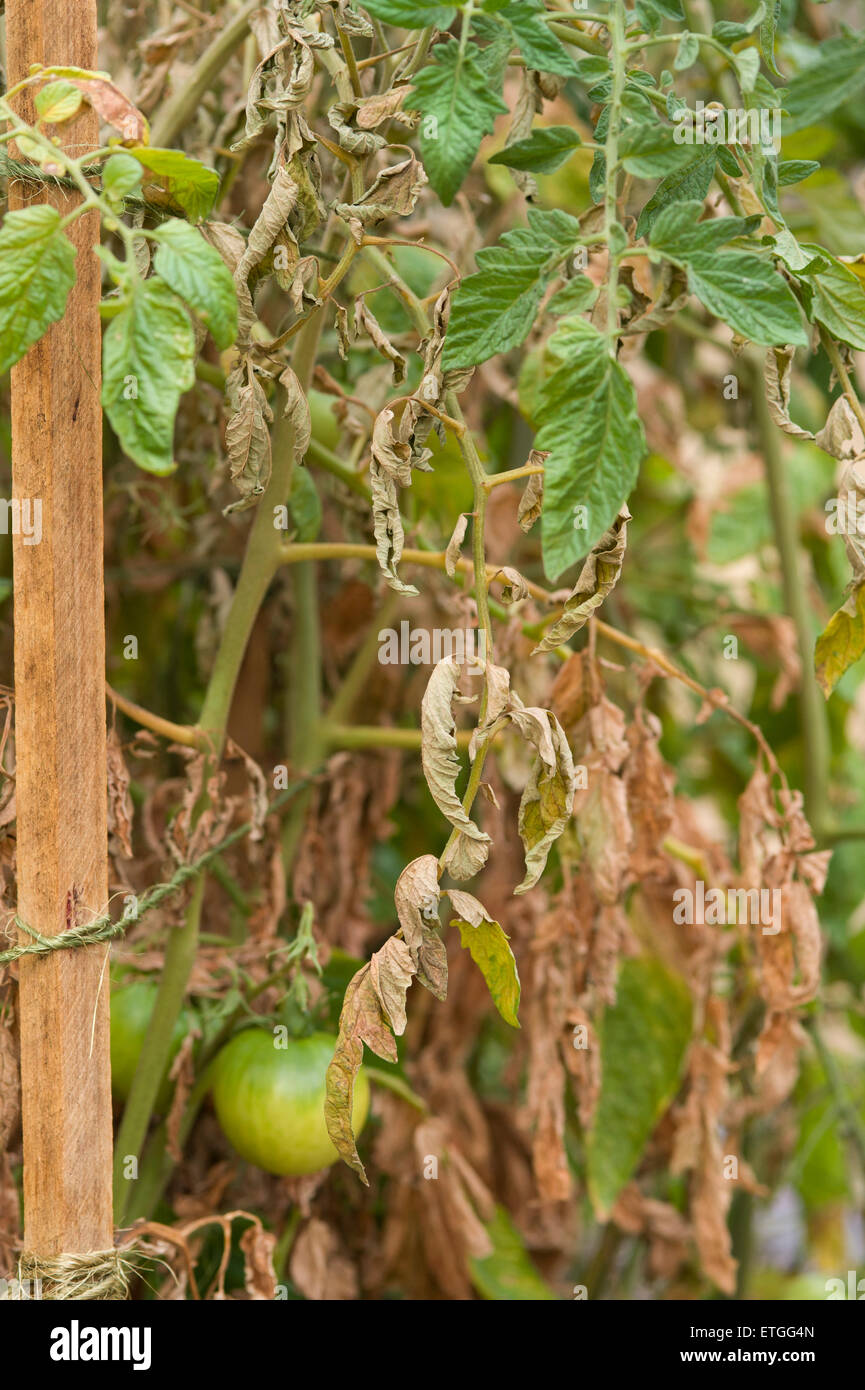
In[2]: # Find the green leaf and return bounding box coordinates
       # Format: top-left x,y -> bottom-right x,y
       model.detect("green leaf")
815,584 -> 865,698
102,151 -> 143,204
796,244 -> 865,351
635,147 -> 716,238
783,37 -> 865,132
546,274 -> 598,315
712,4 -> 765,44
488,125 -> 581,174
127,147 -> 220,221
469,1207 -> 559,1300
649,199 -> 807,346
412,38 -> 509,205
34,78 -> 83,123
733,46 -> 761,94
673,32 -> 699,71
536,317 -> 645,580
499,0 -> 580,77
618,119 -> 694,178
360,0 -> 458,24
760,0 -> 782,78
443,208 -> 579,369
0,206 -> 76,375
586,956 -> 692,1217
102,277 -> 196,474
451,898 -> 521,1028
776,159 -> 820,187
153,219 -> 238,349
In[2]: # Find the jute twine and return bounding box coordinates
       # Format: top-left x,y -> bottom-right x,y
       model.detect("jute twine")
0,772 -> 314,967
1,1249 -> 132,1300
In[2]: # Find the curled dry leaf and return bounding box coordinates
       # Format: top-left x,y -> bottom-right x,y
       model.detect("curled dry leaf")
289,1218 -> 358,1301
764,346 -> 814,441
421,657 -> 492,877
279,364 -> 312,461
517,467 -> 545,533
325,963 -> 396,1183
533,507 -> 630,653
369,935 -> 416,1036
489,565 -> 530,603
224,362 -> 273,511
335,153 -> 427,234
239,1220 -> 278,1301
69,76 -> 148,142
356,304 -> 406,385
445,512 -> 469,578
370,457 -> 418,596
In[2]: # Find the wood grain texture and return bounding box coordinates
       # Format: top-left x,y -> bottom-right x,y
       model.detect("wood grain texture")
7,0 -> 113,1255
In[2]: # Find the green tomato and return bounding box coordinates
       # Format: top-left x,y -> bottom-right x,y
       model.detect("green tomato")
307,387 -> 341,452
211,1029 -> 370,1177
110,981 -> 191,1112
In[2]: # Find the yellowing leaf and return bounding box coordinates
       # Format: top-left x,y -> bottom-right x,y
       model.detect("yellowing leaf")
815,582 -> 865,697
448,889 -> 520,1027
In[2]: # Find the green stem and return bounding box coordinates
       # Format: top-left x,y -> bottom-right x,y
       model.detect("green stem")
150,0 -> 260,147
604,0 -> 627,355
749,362 -> 831,832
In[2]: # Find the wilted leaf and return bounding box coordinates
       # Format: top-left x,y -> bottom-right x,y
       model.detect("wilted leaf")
815,582 -> 865,697
421,658 -> 491,872
326,963 -> 397,1183
534,507 -> 630,652
448,889 -> 521,1027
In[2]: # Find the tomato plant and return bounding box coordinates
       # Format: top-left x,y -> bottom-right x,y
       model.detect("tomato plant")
0,0 -> 864,1315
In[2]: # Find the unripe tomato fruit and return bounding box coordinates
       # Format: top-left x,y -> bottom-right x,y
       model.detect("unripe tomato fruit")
110,981 -> 191,1112
307,387 -> 341,452
211,1029 -> 370,1177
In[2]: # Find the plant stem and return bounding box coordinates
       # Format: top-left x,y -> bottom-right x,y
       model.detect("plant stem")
604,0 -> 626,355
483,461 -> 545,491
150,0 -> 260,147
749,361 -> 831,831
323,722 -> 473,751
820,329 -> 865,438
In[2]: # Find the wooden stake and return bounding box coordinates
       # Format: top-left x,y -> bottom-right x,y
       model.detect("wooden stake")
7,0 -> 113,1259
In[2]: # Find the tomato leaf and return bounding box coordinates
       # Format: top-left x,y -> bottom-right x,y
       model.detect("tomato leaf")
815,583 -> 865,698
498,0 -> 581,78
0,206 -> 76,375
587,956 -> 692,1217
126,147 -> 220,222
102,277 -> 196,474
411,38 -> 508,205
535,316 -> 646,579
488,125 -> 582,175
153,219 -> 238,349
469,1207 -> 559,1300
795,244 -> 865,351
443,208 -> 579,369
649,200 -> 808,347
449,891 -> 521,1028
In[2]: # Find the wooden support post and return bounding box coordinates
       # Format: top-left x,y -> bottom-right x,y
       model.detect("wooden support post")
7,0 -> 114,1265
